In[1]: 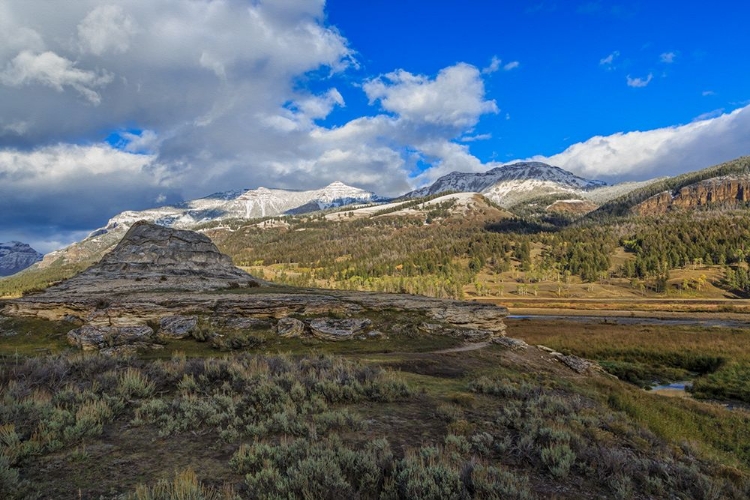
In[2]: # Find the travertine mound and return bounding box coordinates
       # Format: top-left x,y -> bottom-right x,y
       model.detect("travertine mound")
46,221 -> 259,293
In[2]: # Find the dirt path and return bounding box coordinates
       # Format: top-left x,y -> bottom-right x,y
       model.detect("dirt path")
430,342 -> 490,354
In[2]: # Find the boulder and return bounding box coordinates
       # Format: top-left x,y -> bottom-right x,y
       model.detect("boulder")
158,315 -> 198,339
276,317 -> 306,338
67,325 -> 154,351
492,336 -> 529,350
552,353 -> 598,374
309,318 -> 372,341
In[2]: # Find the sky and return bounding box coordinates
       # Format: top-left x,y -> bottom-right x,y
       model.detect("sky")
1,0 -> 750,253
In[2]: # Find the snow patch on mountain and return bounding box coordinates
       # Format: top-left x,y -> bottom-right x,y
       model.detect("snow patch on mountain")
408,162 -> 608,207
97,181 -> 383,235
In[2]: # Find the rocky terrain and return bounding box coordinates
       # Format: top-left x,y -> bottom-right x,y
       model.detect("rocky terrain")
633,175 -> 750,215
0,241 -> 43,276
2,221 -> 507,354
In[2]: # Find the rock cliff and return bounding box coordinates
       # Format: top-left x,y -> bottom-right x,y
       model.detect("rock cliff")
632,176 -> 750,215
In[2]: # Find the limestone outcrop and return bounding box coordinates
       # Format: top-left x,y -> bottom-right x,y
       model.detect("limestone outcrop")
309,318 -> 372,341
47,221 -> 260,294
67,325 -> 155,351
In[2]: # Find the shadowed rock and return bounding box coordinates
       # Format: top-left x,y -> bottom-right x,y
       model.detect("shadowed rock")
276,317 -> 306,338
309,318 -> 372,341
158,316 -> 198,339
68,325 -> 154,351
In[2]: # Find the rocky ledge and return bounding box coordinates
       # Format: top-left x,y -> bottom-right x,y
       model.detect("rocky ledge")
2,221 -> 507,353
632,175 -> 750,216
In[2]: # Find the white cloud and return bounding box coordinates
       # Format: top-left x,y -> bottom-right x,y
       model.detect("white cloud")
412,140 -> 486,186
626,73 -> 653,88
599,50 -> 619,67
77,5 -> 137,55
363,63 -> 498,128
0,50 -> 113,104
702,90 -> 716,96
531,105 -> 750,182
482,56 -> 501,74
693,108 -> 724,122
660,51 -> 676,63
503,61 -> 520,71
460,133 -> 492,142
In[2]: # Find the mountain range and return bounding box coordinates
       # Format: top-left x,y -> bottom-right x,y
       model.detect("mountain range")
6,156 -> 750,280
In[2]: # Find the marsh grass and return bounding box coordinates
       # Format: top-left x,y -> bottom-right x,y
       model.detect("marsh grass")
511,319 -> 750,403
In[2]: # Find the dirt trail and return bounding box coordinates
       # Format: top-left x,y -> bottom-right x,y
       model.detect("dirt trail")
431,342 -> 490,354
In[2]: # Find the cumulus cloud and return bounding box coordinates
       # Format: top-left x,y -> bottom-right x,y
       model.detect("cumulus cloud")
0,50 -> 114,104
530,105 -> 750,182
0,0 -> 363,247
77,5 -> 137,55
363,64 -> 498,128
503,61 -> 520,71
0,143 -> 180,251
626,73 -> 653,88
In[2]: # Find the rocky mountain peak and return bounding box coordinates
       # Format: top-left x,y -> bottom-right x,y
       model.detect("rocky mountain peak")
0,241 -> 43,277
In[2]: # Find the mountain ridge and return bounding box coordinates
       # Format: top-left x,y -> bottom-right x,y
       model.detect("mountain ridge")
407,161 -> 607,207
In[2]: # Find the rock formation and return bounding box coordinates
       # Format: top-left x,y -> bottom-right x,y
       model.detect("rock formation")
0,241 -> 43,276
2,221 -> 508,353
47,220 -> 259,293
546,199 -> 599,215
632,175 -> 750,216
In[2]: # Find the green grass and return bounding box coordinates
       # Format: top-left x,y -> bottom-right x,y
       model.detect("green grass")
0,317 -> 73,356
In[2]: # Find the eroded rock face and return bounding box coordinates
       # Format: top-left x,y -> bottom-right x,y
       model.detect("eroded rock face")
276,317 -> 306,338
633,176 -> 750,216
158,316 -> 198,339
309,318 -> 372,341
67,325 -> 154,351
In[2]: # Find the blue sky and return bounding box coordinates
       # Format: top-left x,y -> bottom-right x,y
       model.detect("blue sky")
324,0 -> 749,163
0,0 -> 749,252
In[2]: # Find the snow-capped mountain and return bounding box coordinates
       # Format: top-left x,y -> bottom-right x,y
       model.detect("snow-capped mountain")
0,241 -> 43,276
37,181 -> 385,270
97,181 -> 384,236
407,162 -> 607,207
